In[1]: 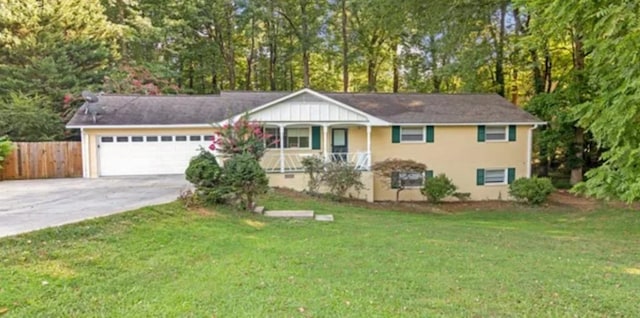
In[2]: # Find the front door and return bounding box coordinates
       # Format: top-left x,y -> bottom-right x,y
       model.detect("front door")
331,128 -> 348,161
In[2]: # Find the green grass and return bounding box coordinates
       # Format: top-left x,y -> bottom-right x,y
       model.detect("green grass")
1,193 -> 639,317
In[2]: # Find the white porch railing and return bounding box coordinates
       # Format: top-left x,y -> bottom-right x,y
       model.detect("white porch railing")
261,152 -> 370,173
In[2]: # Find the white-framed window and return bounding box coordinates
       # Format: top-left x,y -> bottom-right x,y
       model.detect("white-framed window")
485,126 -> 507,141
264,127 -> 311,149
286,128 -> 310,148
400,126 -> 424,142
484,168 -> 507,184
391,171 -> 424,188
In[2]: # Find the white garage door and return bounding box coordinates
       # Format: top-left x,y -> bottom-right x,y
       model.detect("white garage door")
98,134 -> 214,176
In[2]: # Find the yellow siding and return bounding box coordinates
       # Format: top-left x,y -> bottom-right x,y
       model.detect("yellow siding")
370,125 -> 532,201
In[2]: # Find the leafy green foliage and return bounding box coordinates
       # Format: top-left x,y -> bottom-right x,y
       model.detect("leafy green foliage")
568,3 -> 640,202
222,153 -> 269,210
213,114 -> 273,160
0,0 -> 119,116
0,136 -> 14,170
321,161 -> 364,199
0,93 -> 64,141
301,156 -> 324,194
421,173 -> 457,203
185,149 -> 229,205
509,177 -> 555,205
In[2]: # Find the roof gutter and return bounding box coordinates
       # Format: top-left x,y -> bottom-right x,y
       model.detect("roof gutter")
65,124 -> 214,129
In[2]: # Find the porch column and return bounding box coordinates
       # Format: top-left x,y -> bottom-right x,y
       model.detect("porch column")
323,124 -> 329,162
279,124 -> 285,173
366,124 -> 372,170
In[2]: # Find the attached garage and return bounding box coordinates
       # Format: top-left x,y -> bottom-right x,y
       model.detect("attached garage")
97,134 -> 214,176
67,92 -> 289,178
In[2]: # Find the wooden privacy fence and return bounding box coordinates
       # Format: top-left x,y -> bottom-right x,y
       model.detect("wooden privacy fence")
1,142 -> 82,180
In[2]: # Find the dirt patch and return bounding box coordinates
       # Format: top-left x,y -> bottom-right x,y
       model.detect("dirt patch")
189,207 -> 218,217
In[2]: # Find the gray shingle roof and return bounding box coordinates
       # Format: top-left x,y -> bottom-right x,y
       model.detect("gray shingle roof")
325,93 -> 541,123
66,91 -> 542,127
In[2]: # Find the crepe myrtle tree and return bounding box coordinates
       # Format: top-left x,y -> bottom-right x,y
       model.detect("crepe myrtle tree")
372,158 -> 427,201
205,113 -> 276,210
209,113 -> 276,161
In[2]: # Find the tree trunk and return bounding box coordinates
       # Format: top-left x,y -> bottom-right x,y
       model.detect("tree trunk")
494,1 -> 507,97
544,52 -> 552,93
267,4 -> 277,91
302,50 -> 310,88
531,49 -> 545,94
367,58 -> 377,92
570,31 -> 586,184
245,17 -> 256,90
341,0 -> 349,92
301,0 -> 310,88
570,127 -> 584,184
392,41 -> 399,93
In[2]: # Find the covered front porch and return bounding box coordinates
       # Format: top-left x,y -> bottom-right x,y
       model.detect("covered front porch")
259,123 -> 372,173
230,89 -> 386,174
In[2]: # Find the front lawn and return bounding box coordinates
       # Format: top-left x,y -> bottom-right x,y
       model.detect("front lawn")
1,192 -> 639,317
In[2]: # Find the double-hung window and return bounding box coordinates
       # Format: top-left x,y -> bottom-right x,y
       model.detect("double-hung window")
478,125 -> 516,142
484,169 -> 506,184
264,127 -> 310,149
485,126 -> 507,141
286,128 -> 310,148
400,127 -> 424,142
477,168 -> 515,185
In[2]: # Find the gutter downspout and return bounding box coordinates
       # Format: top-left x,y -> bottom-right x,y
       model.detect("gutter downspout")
527,124 -> 539,178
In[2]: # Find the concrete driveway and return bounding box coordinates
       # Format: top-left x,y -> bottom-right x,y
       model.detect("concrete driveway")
0,175 -> 190,238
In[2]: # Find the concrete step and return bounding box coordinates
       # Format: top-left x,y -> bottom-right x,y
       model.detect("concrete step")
264,210 -> 314,218
253,206 -> 265,214
314,214 -> 334,222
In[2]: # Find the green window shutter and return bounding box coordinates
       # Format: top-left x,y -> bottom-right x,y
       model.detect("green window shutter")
425,170 -> 434,179
392,126 -> 400,143
391,171 -> 400,189
311,126 -> 321,150
477,125 -> 486,142
508,125 -> 517,141
476,169 -> 485,185
426,126 -> 434,143
507,168 -> 516,184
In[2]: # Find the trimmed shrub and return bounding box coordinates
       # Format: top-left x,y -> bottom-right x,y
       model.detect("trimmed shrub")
301,156 -> 324,194
223,153 -> 269,210
421,173 -> 457,203
185,149 -> 222,188
321,161 -> 364,200
185,149 -> 229,204
509,177 -> 555,205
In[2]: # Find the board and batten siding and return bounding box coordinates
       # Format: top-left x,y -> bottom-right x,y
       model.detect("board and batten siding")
249,97 -> 368,122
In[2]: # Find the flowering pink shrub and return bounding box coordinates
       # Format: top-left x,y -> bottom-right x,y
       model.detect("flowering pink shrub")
211,113 -> 276,160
